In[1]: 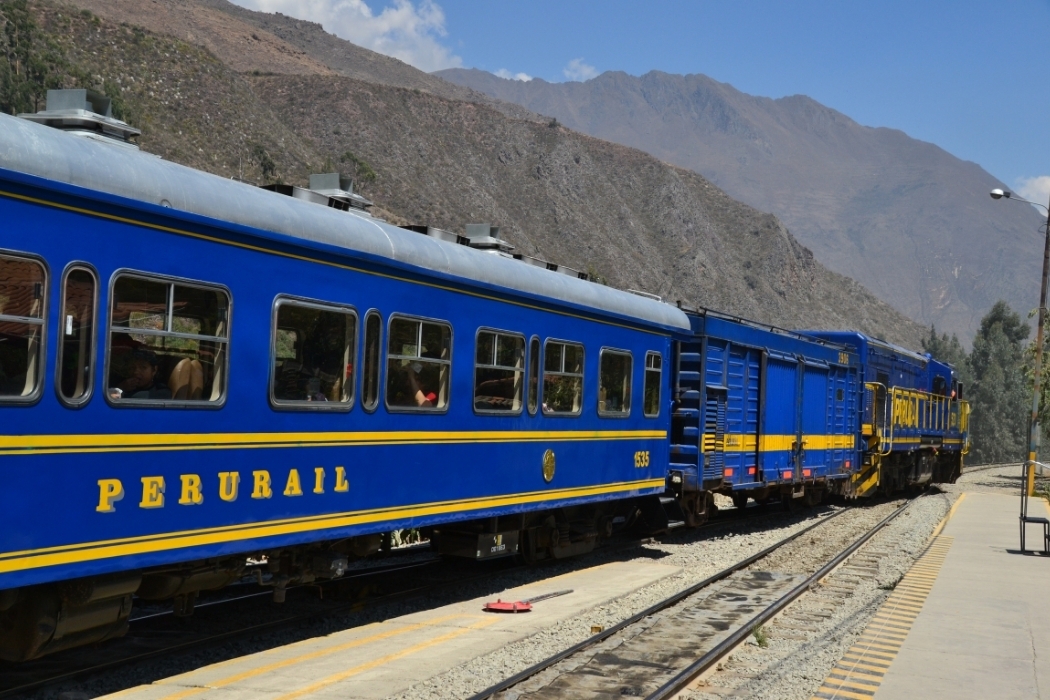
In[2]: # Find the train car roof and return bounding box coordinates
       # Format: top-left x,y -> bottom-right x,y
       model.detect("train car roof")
687,310 -> 854,361
798,330 -> 928,366
0,113 -> 691,333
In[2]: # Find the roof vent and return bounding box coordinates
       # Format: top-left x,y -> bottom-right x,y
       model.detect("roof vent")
627,289 -> 662,301
261,172 -> 374,215
464,223 -> 514,254
401,225 -> 470,245
308,172 -> 372,210
18,89 -> 140,149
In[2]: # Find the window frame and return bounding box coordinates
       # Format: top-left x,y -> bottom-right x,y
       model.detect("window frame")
104,269 -> 232,410
268,294 -> 358,412
597,347 -> 633,418
541,338 -> 585,418
527,335 -> 540,416
643,351 -> 663,418
384,313 -> 453,414
360,309 -> 383,413
55,262 -> 100,409
0,249 -> 49,406
472,327 -> 526,416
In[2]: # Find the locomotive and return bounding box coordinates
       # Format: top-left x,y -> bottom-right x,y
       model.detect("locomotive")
0,90 -> 968,661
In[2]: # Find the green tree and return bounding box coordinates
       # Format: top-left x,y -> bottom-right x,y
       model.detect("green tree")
339,150 -> 377,183
967,301 -> 1030,463
0,0 -> 65,115
921,325 -> 972,390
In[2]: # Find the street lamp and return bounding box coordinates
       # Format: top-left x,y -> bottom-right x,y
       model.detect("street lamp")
990,187 -> 1050,494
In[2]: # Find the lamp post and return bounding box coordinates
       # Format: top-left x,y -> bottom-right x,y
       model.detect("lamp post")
990,187 -> 1050,495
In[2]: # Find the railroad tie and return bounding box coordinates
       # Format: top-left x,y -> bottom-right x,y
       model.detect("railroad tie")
809,535 -> 953,700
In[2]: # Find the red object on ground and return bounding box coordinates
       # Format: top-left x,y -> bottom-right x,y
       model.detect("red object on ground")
483,589 -> 573,613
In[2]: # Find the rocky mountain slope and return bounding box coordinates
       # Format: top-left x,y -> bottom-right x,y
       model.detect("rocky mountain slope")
11,0 -> 926,347
70,0 -> 539,121
437,68 -> 1045,343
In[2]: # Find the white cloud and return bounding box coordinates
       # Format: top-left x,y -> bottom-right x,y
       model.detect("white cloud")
495,69 -> 532,82
1015,175 -> 1050,211
228,0 -> 461,72
562,58 -> 597,82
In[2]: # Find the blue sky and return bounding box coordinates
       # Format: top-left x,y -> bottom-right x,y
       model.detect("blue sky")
231,0 -> 1050,204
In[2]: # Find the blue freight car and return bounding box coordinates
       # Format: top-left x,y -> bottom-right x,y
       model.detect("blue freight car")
666,311 -> 861,523
799,331 -> 970,494
0,99 -> 693,660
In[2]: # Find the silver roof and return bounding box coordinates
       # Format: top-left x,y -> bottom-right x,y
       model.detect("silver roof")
0,113 -> 690,332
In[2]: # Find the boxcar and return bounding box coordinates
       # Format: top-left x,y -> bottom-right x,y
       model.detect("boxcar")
666,311 -> 861,523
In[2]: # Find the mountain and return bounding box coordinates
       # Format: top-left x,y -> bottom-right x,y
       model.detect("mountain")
11,0 -> 926,348
70,0 -> 540,122
435,68 -> 1045,344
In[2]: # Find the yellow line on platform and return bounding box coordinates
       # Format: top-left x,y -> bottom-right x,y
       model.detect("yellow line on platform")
149,614 -> 468,700
273,617 -> 500,700
809,534 -> 954,700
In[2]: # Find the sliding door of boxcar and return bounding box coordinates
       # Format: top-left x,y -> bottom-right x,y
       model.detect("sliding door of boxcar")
801,361 -> 830,477
761,352 -> 800,481
724,345 -> 760,485
825,364 -> 857,475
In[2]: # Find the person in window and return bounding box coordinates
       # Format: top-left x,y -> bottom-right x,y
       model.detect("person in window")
406,363 -> 437,408
114,349 -> 172,400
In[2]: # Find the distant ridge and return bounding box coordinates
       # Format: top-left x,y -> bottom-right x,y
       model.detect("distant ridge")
436,67 -> 1045,343
40,0 -> 927,347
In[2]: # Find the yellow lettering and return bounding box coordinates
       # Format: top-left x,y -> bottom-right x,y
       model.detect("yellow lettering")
283,468 -> 303,497
252,470 -> 272,499
218,472 -> 240,502
96,478 -> 124,513
334,466 -> 349,493
178,474 -> 204,505
313,467 -> 325,494
139,476 -> 165,509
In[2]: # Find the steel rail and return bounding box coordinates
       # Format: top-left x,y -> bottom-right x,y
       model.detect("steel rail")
645,501 -> 912,700
467,507 -> 847,700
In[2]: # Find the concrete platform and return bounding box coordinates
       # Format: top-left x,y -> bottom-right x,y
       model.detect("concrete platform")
104,560 -> 682,700
815,490 -> 1050,700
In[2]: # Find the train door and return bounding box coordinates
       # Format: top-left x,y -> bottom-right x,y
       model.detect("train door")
761,351 -> 801,481
800,360 -> 830,477
724,345 -> 761,485
825,364 -> 853,474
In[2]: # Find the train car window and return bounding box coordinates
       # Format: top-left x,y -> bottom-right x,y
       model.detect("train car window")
598,348 -> 632,417
474,329 -> 525,414
57,265 -> 98,406
0,253 -> 47,403
542,340 -> 583,415
527,336 -> 540,415
362,311 -> 382,412
270,298 -> 356,409
386,316 -> 451,411
643,351 -> 662,417
108,273 -> 229,405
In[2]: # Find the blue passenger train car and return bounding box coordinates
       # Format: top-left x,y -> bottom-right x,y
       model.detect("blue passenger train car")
0,103 -> 690,660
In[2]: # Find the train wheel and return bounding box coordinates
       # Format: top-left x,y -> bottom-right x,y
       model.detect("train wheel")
731,493 -> 748,511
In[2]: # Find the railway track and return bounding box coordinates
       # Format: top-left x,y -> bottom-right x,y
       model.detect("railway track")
0,501 -> 840,699
468,499 -> 913,700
